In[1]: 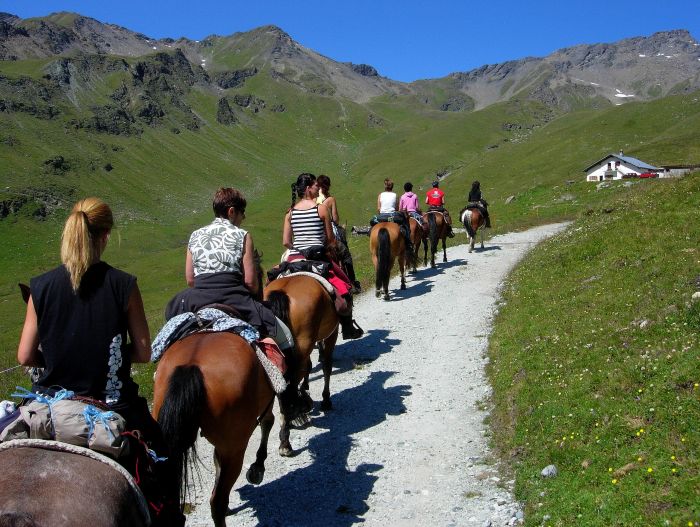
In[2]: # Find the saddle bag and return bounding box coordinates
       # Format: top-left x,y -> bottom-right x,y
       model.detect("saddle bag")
0,391 -> 128,459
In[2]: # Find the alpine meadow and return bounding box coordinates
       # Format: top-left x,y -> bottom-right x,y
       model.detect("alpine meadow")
0,12 -> 699,526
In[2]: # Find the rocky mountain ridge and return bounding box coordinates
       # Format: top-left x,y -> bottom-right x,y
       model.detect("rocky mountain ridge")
1,11 -> 699,111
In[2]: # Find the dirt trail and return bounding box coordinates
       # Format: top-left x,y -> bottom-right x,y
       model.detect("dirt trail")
184,222 -> 569,526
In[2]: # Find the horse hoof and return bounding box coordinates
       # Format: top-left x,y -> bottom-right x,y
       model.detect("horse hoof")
320,399 -> 333,412
375,290 -> 381,298
279,446 -> 295,457
383,294 -> 390,301
246,465 -> 264,485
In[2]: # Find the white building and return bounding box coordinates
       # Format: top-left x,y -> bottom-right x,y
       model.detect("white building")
584,151 -> 662,182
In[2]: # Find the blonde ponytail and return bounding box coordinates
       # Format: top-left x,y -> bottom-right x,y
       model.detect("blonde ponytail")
60,197 -> 113,291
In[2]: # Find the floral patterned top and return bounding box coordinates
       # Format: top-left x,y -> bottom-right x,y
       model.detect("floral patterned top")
189,217 -> 247,277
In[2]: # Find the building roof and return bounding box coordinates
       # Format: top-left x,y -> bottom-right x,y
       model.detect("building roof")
583,153 -> 660,172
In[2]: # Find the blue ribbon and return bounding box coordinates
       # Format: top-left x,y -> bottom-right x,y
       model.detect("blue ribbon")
82,405 -> 118,439
11,386 -> 75,407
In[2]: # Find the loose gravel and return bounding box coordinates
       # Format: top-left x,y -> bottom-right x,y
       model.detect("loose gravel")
184,222 -> 569,526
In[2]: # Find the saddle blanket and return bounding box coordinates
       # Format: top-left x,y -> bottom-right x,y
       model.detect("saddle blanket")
150,308 -> 288,394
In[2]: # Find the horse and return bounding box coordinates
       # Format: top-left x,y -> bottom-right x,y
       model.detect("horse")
369,221 -> 409,300
0,441 -> 151,527
423,211 -> 449,267
263,274 -> 339,456
460,206 -> 486,252
152,331 -> 275,526
408,216 -> 426,272
152,251 -> 279,526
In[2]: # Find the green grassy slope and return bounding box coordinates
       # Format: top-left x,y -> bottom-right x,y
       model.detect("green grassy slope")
488,173 -> 700,526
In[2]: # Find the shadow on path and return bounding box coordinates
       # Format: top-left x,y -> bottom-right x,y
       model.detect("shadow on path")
233,370 -> 410,526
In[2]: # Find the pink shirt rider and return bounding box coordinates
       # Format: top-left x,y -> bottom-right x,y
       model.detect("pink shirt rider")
399,192 -> 419,212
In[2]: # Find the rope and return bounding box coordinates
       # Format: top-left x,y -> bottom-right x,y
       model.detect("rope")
0,365 -> 22,375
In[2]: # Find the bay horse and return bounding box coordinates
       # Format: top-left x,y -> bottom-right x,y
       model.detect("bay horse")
152,252 -> 278,526
263,274 -> 339,456
460,206 -> 486,252
423,211 -> 449,267
0,442 -> 150,526
369,221 -> 409,300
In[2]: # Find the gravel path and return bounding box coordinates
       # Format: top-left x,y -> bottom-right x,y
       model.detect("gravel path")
184,223 -> 569,527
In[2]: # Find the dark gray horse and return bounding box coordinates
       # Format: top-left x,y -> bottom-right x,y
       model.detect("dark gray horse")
0,441 -> 150,527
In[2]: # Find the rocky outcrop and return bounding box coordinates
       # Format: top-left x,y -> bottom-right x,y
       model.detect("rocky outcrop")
213,67 -> 258,89
351,64 -> 378,77
216,97 -> 237,124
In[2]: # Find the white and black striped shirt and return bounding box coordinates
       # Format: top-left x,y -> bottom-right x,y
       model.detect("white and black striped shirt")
290,206 -> 325,251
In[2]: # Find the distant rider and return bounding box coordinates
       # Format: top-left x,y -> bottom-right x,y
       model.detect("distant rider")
468,180 -> 491,228
425,180 -> 454,237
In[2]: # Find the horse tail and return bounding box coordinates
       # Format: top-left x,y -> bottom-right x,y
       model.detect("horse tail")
428,213 -> 438,254
463,210 -> 476,238
157,365 -> 206,503
376,227 -> 391,290
267,290 -> 291,327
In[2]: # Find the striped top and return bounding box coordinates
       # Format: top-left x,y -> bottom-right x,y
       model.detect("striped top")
290,206 -> 325,250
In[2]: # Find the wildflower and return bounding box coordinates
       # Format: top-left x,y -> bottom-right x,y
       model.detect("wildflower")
671,456 -> 676,461
637,457 -> 643,462
647,467 -> 653,473
611,479 -> 618,484
608,467 -> 613,472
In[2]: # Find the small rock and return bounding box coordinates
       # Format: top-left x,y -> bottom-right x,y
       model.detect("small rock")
596,182 -> 610,190
691,291 -> 700,303
516,511 -> 524,520
541,464 -> 558,478
505,195 -> 516,204
543,514 -> 551,522
482,521 -> 492,527
639,319 -> 651,329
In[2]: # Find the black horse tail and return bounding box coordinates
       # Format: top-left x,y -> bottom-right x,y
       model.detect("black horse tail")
157,365 -> 206,504
376,227 -> 391,290
428,213 -> 438,254
267,290 -> 291,327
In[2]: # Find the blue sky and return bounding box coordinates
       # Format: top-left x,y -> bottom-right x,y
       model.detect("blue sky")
1,0 -> 699,82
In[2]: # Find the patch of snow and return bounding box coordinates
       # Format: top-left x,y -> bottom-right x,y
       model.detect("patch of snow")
615,93 -> 635,98
639,54 -> 646,57
152,46 -> 157,50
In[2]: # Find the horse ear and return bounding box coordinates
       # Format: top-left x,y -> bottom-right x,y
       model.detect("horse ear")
19,283 -> 31,304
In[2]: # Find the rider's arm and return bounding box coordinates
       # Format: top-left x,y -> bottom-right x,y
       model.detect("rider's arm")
185,249 -> 195,287
17,297 -> 43,367
377,194 -> 382,213
241,233 -> 258,295
283,211 -> 294,250
126,283 -> 151,363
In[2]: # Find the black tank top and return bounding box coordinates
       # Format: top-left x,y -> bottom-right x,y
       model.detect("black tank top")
30,262 -> 139,404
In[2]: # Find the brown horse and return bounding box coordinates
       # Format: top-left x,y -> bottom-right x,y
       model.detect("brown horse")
460,206 -> 486,252
152,332 -> 276,526
263,274 -> 339,456
408,216 -> 426,272
0,441 -> 150,527
422,211 -> 449,267
369,221 -> 409,300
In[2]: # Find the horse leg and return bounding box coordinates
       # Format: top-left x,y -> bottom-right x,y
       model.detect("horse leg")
246,402 -> 274,485
211,448 -> 245,527
319,330 -> 338,411
469,235 -> 475,253
299,356 -> 313,413
399,253 -> 406,290
277,411 -> 294,457
480,226 -> 485,249
442,237 -> 447,262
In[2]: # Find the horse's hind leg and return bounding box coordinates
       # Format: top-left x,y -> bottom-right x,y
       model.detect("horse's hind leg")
211,448 -> 245,527
442,237 -> 447,262
399,254 -> 407,290
278,412 -> 294,457
246,403 -> 274,485
319,331 -> 338,411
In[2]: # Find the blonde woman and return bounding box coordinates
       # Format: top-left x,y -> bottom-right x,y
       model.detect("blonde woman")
17,197 -> 183,526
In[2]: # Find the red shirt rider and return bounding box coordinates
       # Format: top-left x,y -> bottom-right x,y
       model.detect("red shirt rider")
426,185 -> 445,207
